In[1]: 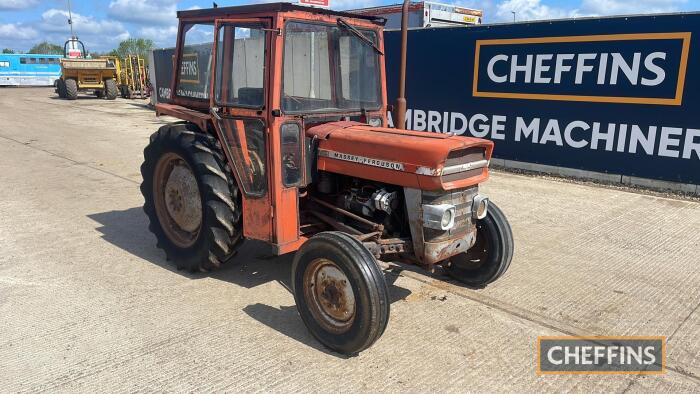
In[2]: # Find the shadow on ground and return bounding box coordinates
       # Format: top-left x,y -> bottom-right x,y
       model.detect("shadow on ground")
88,207 -> 413,356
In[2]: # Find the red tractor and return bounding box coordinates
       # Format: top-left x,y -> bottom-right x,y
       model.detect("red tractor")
141,2 -> 513,355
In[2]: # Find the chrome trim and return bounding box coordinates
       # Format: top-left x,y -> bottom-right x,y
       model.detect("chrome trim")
472,194 -> 489,220
441,159 -> 489,176
423,203 -> 456,230
318,149 -> 404,171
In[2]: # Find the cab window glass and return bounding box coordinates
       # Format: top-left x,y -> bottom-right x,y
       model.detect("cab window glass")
176,23 -> 215,100
215,25 -> 266,108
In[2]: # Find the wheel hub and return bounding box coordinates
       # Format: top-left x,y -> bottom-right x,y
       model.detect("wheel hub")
153,152 -> 202,248
304,259 -> 356,333
164,164 -> 201,232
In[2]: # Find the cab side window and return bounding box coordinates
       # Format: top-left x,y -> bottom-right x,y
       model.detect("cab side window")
176,23 -> 215,100
215,25 -> 266,108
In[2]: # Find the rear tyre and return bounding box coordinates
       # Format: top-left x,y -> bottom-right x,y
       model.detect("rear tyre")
292,232 -> 390,355
104,78 -> 118,100
140,123 -> 243,272
64,78 -> 78,100
56,79 -> 67,98
446,202 -> 514,287
95,90 -> 104,98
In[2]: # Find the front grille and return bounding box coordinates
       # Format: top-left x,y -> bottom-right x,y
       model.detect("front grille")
441,147 -> 486,183
422,186 -> 477,242
445,147 -> 485,166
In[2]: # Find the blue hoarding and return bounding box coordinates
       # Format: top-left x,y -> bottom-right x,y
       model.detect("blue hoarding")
384,13 -> 700,184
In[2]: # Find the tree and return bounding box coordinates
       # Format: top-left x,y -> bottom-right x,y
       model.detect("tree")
28,42 -> 63,55
112,38 -> 154,63
2,48 -> 14,54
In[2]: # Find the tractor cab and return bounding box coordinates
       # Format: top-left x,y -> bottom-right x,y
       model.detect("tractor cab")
63,37 -> 86,59
156,3 -> 390,252
145,2 -> 513,355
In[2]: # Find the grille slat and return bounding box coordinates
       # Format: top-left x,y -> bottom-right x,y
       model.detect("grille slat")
441,148 -> 486,184
423,186 -> 477,242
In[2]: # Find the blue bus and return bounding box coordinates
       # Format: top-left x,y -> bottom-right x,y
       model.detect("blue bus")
0,53 -> 62,86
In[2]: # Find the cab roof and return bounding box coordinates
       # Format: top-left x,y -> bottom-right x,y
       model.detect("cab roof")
177,2 -> 387,25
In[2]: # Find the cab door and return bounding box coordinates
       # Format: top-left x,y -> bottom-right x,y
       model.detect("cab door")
210,18 -> 273,242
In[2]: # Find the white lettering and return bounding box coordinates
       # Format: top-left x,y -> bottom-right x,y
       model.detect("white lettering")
683,129 -> 700,159
534,54 -> 553,83
515,117 -> 539,142
575,53 -> 597,84
554,54 -> 575,84
468,113 -> 490,138
487,54 -> 508,83
510,54 -> 533,83
642,52 -> 667,86
610,52 -> 641,85
658,127 -> 682,158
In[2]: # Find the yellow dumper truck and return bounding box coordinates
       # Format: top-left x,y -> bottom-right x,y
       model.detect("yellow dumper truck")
56,38 -> 118,100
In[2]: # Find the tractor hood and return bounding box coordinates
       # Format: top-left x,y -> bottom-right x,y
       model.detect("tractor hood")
307,121 -> 494,191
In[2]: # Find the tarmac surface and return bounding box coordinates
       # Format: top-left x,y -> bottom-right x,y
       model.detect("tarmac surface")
0,87 -> 699,392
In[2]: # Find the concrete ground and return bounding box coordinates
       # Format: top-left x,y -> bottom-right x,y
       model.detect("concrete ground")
0,87 -> 698,393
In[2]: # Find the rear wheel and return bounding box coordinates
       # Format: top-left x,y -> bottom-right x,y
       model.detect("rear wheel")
292,232 -> 390,355
140,123 -> 243,272
64,78 -> 78,100
446,202 -> 514,287
104,78 -> 118,100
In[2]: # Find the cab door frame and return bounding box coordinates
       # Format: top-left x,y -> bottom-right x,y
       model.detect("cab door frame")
210,17 -> 275,242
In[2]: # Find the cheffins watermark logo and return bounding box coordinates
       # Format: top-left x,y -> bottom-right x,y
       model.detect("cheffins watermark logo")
537,336 -> 666,374
474,33 -> 691,105
179,53 -> 200,84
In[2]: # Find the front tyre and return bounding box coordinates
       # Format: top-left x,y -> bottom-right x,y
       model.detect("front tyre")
292,232 -> 390,355
104,78 -> 118,100
446,201 -> 514,287
140,123 -> 242,272
64,78 -> 78,100
56,79 -> 67,98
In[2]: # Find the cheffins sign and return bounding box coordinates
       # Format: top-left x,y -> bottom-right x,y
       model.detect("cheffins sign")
384,13 -> 700,185
473,33 -> 691,105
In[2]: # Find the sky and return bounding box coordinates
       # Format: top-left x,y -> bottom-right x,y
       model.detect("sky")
0,0 -> 698,52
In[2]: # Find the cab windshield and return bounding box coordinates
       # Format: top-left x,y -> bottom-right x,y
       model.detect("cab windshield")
282,21 -> 382,114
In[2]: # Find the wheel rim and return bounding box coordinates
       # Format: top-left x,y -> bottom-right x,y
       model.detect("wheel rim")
303,258 -> 356,334
153,152 -> 202,248
451,221 -> 491,270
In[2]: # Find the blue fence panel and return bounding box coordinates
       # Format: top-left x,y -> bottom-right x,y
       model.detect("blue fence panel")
385,13 -> 700,184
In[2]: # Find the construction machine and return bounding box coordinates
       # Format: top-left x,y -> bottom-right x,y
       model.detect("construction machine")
141,2 -> 513,355
56,37 -> 119,100
119,55 -> 149,99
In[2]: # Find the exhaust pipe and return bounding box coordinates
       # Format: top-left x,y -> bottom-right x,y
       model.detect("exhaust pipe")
394,0 -> 409,130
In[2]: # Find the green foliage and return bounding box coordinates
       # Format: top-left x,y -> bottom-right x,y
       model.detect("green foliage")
28,42 -> 63,55
2,48 -> 14,54
112,38 -> 154,62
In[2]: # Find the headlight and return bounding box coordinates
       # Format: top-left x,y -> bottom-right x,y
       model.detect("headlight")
472,195 -> 489,220
423,204 -> 456,230
368,117 -> 383,127
440,209 -> 453,228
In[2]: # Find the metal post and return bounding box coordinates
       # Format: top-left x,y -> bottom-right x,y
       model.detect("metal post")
395,0 -> 409,130
67,0 -> 75,38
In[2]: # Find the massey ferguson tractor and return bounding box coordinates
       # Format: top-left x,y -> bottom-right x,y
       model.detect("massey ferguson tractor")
141,2 -> 513,355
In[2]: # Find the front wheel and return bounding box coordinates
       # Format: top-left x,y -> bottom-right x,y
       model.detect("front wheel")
292,232 -> 390,355
64,78 -> 78,100
104,78 -> 118,100
446,201 -> 514,287
56,79 -> 66,98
